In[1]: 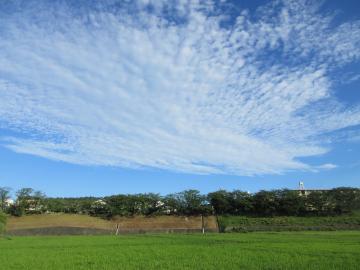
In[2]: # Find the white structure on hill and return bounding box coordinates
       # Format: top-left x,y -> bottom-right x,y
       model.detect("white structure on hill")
297,181 -> 329,196
5,198 -> 14,206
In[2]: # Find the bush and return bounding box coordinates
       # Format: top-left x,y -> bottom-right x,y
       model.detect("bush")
8,204 -> 25,217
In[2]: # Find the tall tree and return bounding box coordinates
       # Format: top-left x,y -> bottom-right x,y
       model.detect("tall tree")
230,190 -> 253,215
0,187 -> 11,212
169,190 -> 210,215
15,188 -> 46,214
208,190 -> 232,215
253,190 -> 279,216
281,190 -> 307,216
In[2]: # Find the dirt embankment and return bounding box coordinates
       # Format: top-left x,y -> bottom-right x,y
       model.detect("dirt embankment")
6,214 -> 218,235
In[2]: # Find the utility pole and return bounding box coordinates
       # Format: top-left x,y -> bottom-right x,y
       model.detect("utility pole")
201,215 -> 205,234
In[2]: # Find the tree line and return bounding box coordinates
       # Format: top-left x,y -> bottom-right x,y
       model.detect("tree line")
0,187 -> 359,219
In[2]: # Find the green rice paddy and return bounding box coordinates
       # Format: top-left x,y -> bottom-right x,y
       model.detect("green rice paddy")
1,231 -> 359,270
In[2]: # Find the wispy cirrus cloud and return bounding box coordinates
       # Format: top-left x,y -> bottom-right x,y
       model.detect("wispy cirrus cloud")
0,0 -> 359,175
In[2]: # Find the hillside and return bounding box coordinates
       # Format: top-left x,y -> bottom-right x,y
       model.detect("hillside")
6,214 -> 218,235
218,215 -> 360,232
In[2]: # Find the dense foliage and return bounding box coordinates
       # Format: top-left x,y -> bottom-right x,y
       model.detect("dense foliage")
218,215 -> 360,233
1,187 -> 359,218
208,188 -> 360,217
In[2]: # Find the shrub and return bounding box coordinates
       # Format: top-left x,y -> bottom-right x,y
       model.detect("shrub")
8,204 -> 25,217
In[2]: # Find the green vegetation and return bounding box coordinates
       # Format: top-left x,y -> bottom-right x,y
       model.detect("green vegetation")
208,188 -> 360,216
0,187 -> 11,212
2,187 -> 360,221
0,211 -> 6,234
0,232 -> 359,269
218,215 -> 360,232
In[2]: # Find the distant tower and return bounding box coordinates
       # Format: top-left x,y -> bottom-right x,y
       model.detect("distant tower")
299,181 -> 305,190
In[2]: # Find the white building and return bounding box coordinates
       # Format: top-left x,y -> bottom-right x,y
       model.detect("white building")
5,198 -> 14,206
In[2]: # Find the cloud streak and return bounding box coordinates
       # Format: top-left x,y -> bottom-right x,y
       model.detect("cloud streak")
0,0 -> 359,175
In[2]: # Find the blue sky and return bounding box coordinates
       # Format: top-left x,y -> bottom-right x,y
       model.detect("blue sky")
0,0 -> 359,197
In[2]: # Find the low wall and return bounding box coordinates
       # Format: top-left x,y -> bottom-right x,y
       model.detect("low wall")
7,227 -> 113,236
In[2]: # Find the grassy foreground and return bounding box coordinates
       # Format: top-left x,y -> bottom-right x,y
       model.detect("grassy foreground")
1,232 -> 360,270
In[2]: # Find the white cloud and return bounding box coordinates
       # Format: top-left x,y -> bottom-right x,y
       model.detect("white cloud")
0,0 -> 359,175
316,163 -> 338,170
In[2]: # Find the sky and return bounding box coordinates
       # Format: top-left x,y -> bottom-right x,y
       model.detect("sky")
0,0 -> 359,197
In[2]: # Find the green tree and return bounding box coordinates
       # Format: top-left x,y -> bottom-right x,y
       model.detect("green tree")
275,189 -> 307,216
0,187 -> 11,212
163,194 -> 181,215
330,188 -> 360,215
8,204 -> 25,217
15,188 -> 46,214
207,190 -> 231,215
105,195 -> 132,216
89,200 -> 112,218
230,190 -> 254,215
16,188 -> 34,207
136,193 -> 162,215
167,190 -> 210,215
253,190 -> 279,216
306,191 -> 334,216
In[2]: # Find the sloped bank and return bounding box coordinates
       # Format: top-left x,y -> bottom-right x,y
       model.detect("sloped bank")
6,214 -> 218,235
218,215 -> 360,232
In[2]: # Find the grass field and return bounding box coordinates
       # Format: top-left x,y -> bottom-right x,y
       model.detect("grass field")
1,232 -> 360,270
